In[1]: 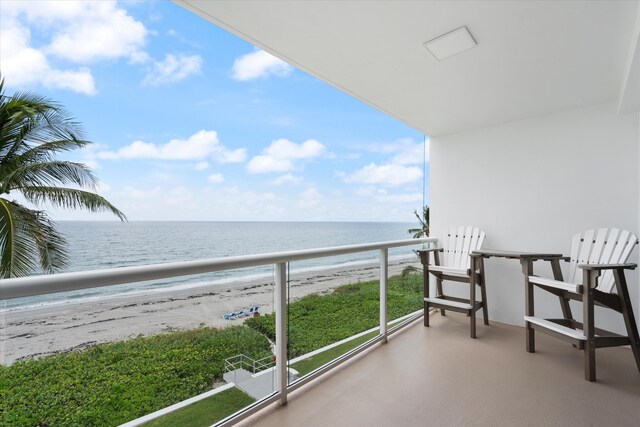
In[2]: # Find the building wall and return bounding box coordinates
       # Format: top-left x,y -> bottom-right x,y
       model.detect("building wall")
430,102 -> 640,332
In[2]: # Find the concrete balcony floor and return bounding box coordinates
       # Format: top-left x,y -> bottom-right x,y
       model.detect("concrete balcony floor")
240,313 -> 640,427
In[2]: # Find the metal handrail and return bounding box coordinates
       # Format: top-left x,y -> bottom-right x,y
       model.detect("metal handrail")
224,354 -> 275,374
0,238 -> 435,300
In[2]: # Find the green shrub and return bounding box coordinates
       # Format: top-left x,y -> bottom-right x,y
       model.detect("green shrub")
1,326 -> 271,427
245,274 -> 423,358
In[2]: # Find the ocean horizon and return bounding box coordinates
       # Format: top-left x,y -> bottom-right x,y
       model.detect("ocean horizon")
3,221 -> 421,311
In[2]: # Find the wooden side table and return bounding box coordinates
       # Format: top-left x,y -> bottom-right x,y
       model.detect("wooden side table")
471,249 -> 567,350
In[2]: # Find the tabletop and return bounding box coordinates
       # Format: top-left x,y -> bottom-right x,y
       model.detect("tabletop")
472,249 -> 566,261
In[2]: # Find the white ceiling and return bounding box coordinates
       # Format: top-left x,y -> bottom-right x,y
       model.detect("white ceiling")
176,1 -> 639,136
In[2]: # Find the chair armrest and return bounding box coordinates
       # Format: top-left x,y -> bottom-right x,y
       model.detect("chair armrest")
416,248 -> 443,254
529,276 -> 582,294
417,248 -> 443,267
578,263 -> 637,271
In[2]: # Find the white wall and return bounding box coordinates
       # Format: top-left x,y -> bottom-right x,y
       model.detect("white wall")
430,102 -> 639,333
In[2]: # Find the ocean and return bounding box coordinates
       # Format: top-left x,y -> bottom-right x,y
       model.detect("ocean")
3,221 -> 420,311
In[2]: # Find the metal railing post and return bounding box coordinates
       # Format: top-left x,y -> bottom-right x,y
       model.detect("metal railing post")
274,262 -> 288,404
380,248 -> 388,342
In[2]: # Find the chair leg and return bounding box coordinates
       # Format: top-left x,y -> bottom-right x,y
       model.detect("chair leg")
423,261 -> 430,328
583,270 -> 596,382
522,259 -> 535,353
614,270 -> 640,372
424,301 -> 430,327
470,257 -> 477,339
479,258 -> 489,325
436,278 -> 445,316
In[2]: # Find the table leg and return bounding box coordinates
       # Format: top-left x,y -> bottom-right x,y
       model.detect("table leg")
522,259 -> 535,353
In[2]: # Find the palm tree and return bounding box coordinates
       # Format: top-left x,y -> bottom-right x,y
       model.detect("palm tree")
0,76 -> 126,278
403,205 -> 430,277
407,205 -> 429,238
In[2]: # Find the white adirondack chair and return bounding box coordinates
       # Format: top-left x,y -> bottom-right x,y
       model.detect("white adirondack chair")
525,228 -> 640,381
418,226 -> 487,338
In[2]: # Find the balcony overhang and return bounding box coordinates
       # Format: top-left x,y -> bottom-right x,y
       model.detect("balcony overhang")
174,1 -> 640,136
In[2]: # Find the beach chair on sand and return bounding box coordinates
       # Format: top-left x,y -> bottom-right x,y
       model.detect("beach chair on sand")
223,311 -> 240,320
248,306 -> 260,316
524,228 -> 640,381
417,226 -> 487,338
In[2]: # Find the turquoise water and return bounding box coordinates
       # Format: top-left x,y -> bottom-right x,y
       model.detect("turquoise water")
3,221 -> 420,310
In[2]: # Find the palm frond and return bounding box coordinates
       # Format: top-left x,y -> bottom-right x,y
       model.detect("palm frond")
0,198 -> 67,278
408,205 -> 430,238
1,161 -> 98,193
0,74 -> 125,277
20,186 -> 127,221
0,81 -> 84,162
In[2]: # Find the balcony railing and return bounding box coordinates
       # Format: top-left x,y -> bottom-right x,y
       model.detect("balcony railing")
1,237 -> 435,426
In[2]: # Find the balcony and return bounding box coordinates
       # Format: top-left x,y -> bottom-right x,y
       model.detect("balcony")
240,314 -> 640,427
3,1 -> 640,426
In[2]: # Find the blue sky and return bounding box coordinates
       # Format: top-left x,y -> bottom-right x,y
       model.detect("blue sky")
1,0 -> 429,222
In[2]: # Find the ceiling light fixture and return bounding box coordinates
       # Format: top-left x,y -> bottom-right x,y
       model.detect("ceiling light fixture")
423,26 -> 477,61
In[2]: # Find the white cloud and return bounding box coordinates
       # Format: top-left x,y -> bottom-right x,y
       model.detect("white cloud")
389,138 -> 429,165
0,1 -> 200,92
270,174 -> 302,186
218,148 -> 247,163
0,0 -> 147,94
345,163 -> 422,186
231,49 -> 293,81
194,161 -> 209,171
362,138 -> 429,165
0,21 -> 96,94
45,2 -> 147,63
297,188 -> 322,208
247,139 -> 326,174
354,187 -> 422,203
208,173 -> 224,184
98,130 -> 247,163
143,54 -> 202,86
375,192 -> 422,203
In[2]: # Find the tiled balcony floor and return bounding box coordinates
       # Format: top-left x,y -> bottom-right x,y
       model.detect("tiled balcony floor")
239,313 -> 640,427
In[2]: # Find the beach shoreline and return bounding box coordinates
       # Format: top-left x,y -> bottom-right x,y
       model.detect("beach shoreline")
1,257 -> 421,365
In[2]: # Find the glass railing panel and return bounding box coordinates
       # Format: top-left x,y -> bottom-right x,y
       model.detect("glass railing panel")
1,268 -> 275,427
285,253 -> 382,383
386,247 -> 424,329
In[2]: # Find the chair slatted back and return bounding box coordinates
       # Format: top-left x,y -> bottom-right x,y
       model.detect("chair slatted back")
442,226 -> 486,270
568,228 -> 638,293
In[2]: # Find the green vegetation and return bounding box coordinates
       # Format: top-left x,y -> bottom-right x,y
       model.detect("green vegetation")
245,274 -> 423,358
0,75 -> 125,278
143,387 -> 255,427
1,274 -> 423,427
1,326 -> 271,426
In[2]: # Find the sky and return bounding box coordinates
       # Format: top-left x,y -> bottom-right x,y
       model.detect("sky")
0,0 -> 429,222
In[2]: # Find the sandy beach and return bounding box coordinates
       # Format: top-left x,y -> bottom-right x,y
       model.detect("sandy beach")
1,257 -> 421,365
